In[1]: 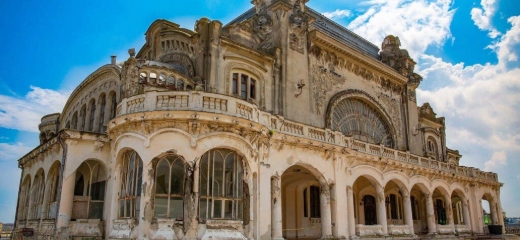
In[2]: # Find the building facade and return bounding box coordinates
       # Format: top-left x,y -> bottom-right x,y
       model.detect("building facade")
14,0 -> 504,239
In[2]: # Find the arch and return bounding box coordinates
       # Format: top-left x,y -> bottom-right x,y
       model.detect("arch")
348,165 -> 384,187
87,98 -> 96,131
382,171 -> 410,190
97,93 -> 107,132
18,175 -> 32,220
325,90 -> 396,148
118,149 -> 144,219
45,161 -> 61,219
431,179 -> 451,197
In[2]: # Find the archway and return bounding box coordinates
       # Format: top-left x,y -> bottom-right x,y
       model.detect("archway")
281,165 -> 326,239
409,183 -> 429,234
71,160 -> 107,220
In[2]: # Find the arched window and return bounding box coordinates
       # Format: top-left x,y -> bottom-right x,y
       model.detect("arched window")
435,199 -> 447,225
411,196 -> 420,220
98,95 -> 106,132
71,111 -> 78,130
303,185 -> 321,218
176,79 -> 184,90
387,193 -> 403,220
30,170 -> 45,220
159,74 -> 166,85
363,195 -> 377,225
231,72 -> 257,100
167,76 -> 175,87
199,149 -> 244,220
46,164 -> 60,219
154,155 -> 185,219
119,150 -> 143,219
18,176 -> 31,220
330,98 -> 394,147
426,137 -> 439,160
110,92 -> 117,119
72,160 -> 107,220
139,72 -> 147,84
79,105 -> 87,131
149,72 -> 157,84
88,99 -> 96,131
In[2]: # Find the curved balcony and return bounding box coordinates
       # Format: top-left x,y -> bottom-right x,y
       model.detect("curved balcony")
116,91 -> 499,183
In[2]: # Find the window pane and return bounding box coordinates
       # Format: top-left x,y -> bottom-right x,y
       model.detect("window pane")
232,73 -> 238,94
90,181 -> 105,201
213,152 -> 224,197
237,200 -> 243,220
134,198 -> 140,218
156,160 -> 169,194
88,202 -> 104,219
199,198 -> 207,219
250,79 -> 256,99
214,200 -> 222,218
224,200 -> 233,219
225,155 -> 234,198
170,197 -> 184,219
170,160 -> 185,195
119,200 -> 125,217
240,75 -> 247,99
154,196 -> 168,218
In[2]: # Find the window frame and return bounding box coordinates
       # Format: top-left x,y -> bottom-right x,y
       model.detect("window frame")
153,154 -> 186,219
230,71 -> 257,101
119,150 -> 143,219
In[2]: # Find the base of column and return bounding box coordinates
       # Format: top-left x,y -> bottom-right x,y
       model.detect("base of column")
272,238 -> 285,240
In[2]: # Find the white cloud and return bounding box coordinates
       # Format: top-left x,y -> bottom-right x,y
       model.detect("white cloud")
0,86 -> 70,132
347,0 -> 455,60
484,151 -> 507,171
488,16 -> 520,64
470,0 -> 500,38
0,142 -> 32,162
323,9 -> 352,20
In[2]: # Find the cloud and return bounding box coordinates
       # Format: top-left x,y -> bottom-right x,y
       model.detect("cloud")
484,151 -> 507,171
0,86 -> 70,132
488,16 -> 520,65
347,0 -> 455,60
323,9 -> 352,20
0,142 -> 33,161
470,0 -> 500,38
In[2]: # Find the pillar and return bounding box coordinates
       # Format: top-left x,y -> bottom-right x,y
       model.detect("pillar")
271,176 -> 283,240
320,184 -> 333,239
462,200 -> 471,226
347,186 -> 356,238
376,185 -> 388,235
57,171 -> 76,228
403,191 -> 414,234
490,200 -> 498,224
446,198 -> 454,225
426,194 -> 437,234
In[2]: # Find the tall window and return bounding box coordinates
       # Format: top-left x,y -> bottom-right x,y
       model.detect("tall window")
199,149 -> 244,220
72,160 -> 107,220
46,164 -> 60,219
110,92 -> 117,119
363,195 -> 377,225
119,150 -> 143,219
231,72 -> 257,100
30,170 -> 45,220
427,137 -> 439,160
154,155 -> 185,219
435,199 -> 447,225
411,196 -> 419,220
71,112 -> 78,129
18,176 -> 31,220
309,186 -> 321,218
79,105 -> 86,131
98,95 -> 106,132
88,100 -> 96,131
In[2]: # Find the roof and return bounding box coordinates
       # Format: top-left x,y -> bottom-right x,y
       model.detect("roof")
224,6 -> 380,59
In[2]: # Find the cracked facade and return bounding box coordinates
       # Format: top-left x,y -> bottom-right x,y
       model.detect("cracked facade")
14,0 -> 504,239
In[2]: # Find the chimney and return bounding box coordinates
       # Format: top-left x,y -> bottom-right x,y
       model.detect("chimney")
111,55 -> 117,65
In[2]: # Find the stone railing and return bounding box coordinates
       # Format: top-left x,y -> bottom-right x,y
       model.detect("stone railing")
436,224 -> 455,234
117,91 -> 499,183
387,224 -> 413,235
356,224 -> 384,236
455,224 -> 471,234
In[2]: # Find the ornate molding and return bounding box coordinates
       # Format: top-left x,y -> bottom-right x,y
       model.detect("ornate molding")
288,0 -> 308,54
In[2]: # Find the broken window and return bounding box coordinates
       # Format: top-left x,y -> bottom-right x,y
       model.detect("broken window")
199,149 -> 243,220
72,160 -> 107,220
119,150 -> 143,219
153,154 -> 185,219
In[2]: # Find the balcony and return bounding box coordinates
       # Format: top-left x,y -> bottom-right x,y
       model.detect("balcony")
116,91 -> 499,183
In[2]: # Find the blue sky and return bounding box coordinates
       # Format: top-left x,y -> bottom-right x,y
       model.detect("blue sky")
0,0 -> 519,223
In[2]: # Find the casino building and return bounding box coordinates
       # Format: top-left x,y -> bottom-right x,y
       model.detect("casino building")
14,0 -> 504,239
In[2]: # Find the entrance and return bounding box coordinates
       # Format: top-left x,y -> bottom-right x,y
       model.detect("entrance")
363,195 -> 377,225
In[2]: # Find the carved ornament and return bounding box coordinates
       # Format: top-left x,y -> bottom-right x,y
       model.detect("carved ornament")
252,3 -> 274,51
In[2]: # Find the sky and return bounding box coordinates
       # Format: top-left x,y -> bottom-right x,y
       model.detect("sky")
0,0 -> 519,223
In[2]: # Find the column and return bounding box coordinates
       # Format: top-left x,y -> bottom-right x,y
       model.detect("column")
320,184 -> 333,239
426,194 -> 437,234
347,186 -> 356,238
490,200 -> 498,224
402,191 -> 414,234
446,198 -> 454,225
271,176 -> 283,240
57,171 -> 76,229
376,185 -> 388,235
462,200 -> 471,226
138,160 -> 154,238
